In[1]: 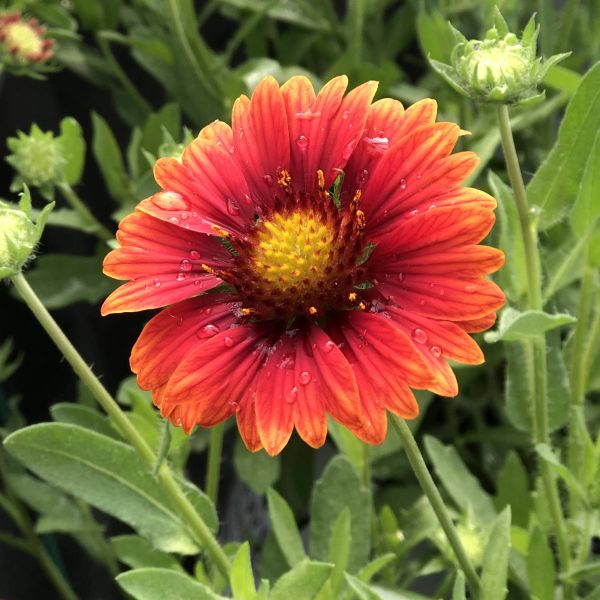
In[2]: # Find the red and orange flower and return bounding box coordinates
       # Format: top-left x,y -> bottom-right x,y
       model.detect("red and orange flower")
102,76 -> 504,455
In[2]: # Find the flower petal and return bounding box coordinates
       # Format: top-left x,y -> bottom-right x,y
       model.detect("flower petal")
137,139 -> 254,236
236,398 -> 263,452
231,76 -> 291,205
162,324 -> 273,427
328,312 -> 435,443
130,295 -> 237,390
457,312 -> 497,332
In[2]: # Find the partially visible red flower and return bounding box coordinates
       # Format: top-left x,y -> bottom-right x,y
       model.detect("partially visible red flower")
0,11 -> 54,64
102,76 -> 505,455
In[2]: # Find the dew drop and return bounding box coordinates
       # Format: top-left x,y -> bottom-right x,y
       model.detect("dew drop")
238,127 -> 244,140
358,168 -> 369,185
197,324 -> 220,338
295,110 -> 321,120
464,284 -> 476,293
416,172 -> 422,180
180,211 -> 189,220
404,209 -> 419,220
263,174 -> 273,185
323,340 -> 336,353
364,136 -> 389,156
175,417 -> 182,426
296,135 -> 309,150
342,139 -> 356,160
412,328 -> 428,344
286,387 -> 298,403
180,259 -> 192,272
229,401 -> 240,412
153,278 -> 161,287
169,217 -> 180,225
176,273 -> 187,281
227,197 -> 240,216
397,272 -> 405,282
399,178 -> 407,190
189,249 -> 201,260
224,336 -> 234,348
430,345 -> 442,358
152,191 -> 190,211
342,110 -> 350,119
229,146 -> 235,155
193,279 -> 201,286
243,193 -> 252,206
299,371 -> 311,385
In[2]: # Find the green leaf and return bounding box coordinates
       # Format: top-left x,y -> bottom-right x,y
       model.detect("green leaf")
91,112 -> 132,204
19,253 -> 116,309
57,117 -> 86,186
528,61 -> 600,230
110,535 -> 183,571
329,507 -> 351,595
270,560 -> 333,600
570,131 -> 600,238
494,451 -> 531,528
535,444 -> 589,506
543,65 -> 582,94
3,423 -> 217,554
234,438 -> 280,495
267,487 -> 306,567
527,527 -> 555,600
344,573 -> 382,600
488,171 -> 527,301
356,554 -> 396,584
116,568 -> 224,600
484,308 -> 576,343
452,572 -> 466,600
309,456 -> 372,572
231,542 -> 256,600
480,507 -> 511,600
424,436 -> 496,525
416,9 -> 455,62
50,403 -> 118,439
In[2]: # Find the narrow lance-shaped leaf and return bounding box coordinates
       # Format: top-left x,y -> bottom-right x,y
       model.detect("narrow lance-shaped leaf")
480,507 -> 511,600
527,527 -> 555,600
570,131 -> 600,238
267,487 -> 306,567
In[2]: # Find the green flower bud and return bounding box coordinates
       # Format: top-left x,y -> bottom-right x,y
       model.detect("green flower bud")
430,10 -> 569,105
0,187 -> 53,279
6,124 -> 66,191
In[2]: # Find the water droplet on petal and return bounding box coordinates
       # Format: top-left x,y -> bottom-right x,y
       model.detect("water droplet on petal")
296,135 -> 309,150
343,110 -> 350,119
404,209 -> 419,220
238,127 -> 244,140
229,401 -> 240,412
342,139 -> 356,160
358,168 -> 369,185
224,336 -> 234,347
193,279 -> 201,286
398,272 -> 405,282
465,284 -> 476,293
299,371 -> 311,385
286,387 -> 298,403
364,136 -> 389,156
430,345 -> 442,358
152,191 -> 190,211
180,259 -> 192,272
197,323 -> 220,338
243,194 -> 252,206
263,174 -> 273,185
229,146 -> 236,155
399,178 -> 407,190
412,328 -> 428,344
295,110 -> 321,120
189,250 -> 201,260
169,217 -> 180,225
176,273 -> 187,281
226,197 -> 240,216
323,340 -> 336,353
153,278 -> 161,287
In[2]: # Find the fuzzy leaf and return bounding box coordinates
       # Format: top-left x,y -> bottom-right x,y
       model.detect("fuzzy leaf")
480,508 -> 511,600
267,487 -> 306,567
484,308 -> 576,343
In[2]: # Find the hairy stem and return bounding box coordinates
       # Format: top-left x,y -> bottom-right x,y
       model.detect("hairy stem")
391,416 -> 480,594
10,272 -> 231,580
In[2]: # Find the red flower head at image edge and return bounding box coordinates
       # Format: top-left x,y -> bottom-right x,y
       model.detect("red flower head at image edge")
101,76 -> 505,456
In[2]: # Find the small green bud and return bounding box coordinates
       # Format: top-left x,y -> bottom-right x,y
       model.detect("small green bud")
430,11 -> 569,105
6,124 -> 66,197
0,187 -> 53,279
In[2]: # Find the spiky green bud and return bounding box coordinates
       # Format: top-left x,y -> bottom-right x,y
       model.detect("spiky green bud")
430,10 -> 569,105
0,187 -> 53,279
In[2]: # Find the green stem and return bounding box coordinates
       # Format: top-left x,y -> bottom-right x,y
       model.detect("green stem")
57,183 -> 113,243
581,297 -> 600,387
496,105 -> 572,582
10,272 -> 231,580
204,423 -> 225,505
349,0 -> 364,68
0,531 -> 33,554
0,453 -> 77,600
390,416 -> 480,595
96,33 -> 153,120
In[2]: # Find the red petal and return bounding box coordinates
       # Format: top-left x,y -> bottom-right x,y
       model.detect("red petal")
282,76 -> 377,193
138,140 -> 253,235
198,120 -> 233,148
457,312 -> 497,333
231,76 -> 290,205
162,324 -> 273,427
329,312 -> 433,443
130,295 -> 237,390
236,398 -> 263,452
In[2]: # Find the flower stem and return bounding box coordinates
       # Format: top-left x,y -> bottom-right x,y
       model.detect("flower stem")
0,452 -> 77,600
205,422 -> 225,505
390,415 -> 480,595
10,272 -> 231,580
495,105 -> 572,581
57,183 -> 113,243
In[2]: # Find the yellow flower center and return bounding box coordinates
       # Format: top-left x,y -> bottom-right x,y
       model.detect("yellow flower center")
3,22 -> 43,59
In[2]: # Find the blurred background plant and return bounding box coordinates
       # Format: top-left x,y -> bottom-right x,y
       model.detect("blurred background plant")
1,0 -> 600,599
